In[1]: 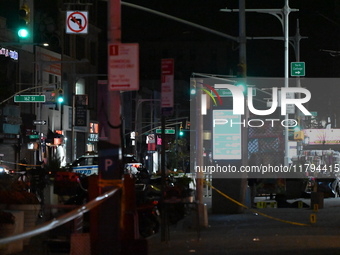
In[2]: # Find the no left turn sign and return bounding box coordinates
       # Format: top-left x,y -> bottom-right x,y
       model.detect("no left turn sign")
66,11 -> 88,34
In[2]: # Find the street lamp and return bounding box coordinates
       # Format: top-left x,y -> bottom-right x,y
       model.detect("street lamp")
134,98 -> 160,161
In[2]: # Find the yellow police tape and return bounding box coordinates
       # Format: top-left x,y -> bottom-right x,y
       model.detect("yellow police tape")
204,181 -> 311,227
1,160 -> 41,168
98,179 -> 123,188
150,185 -> 161,192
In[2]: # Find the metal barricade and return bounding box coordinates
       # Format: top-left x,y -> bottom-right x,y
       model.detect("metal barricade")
0,187 -> 120,247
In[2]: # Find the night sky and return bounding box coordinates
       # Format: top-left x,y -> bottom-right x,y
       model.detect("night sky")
2,0 -> 340,78
2,0 -> 340,122
121,0 -> 340,78
120,0 -> 340,123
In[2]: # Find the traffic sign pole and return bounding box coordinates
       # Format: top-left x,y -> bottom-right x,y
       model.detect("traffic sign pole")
91,1 -> 123,254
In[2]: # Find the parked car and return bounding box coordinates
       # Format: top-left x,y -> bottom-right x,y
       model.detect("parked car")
70,154 -> 142,176
70,155 -> 99,176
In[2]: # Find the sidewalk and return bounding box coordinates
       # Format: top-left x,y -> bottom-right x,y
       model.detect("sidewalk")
13,216 -> 71,255
148,197 -> 340,255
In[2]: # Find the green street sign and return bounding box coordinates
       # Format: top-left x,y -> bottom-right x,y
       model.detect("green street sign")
214,87 -> 256,97
14,95 -> 45,103
156,129 -> 175,134
291,62 -> 305,76
29,135 -> 39,139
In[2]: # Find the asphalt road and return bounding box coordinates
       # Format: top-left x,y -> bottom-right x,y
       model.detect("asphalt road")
148,198 -> 340,255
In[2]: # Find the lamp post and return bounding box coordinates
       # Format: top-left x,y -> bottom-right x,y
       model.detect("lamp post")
283,0 -> 291,167
239,0 -> 248,213
134,98 -> 160,161
221,0 -> 299,166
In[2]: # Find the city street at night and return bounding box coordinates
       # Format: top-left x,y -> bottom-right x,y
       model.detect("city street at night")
2,0 -> 340,254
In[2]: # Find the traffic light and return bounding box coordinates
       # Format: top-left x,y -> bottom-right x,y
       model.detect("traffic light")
236,81 -> 247,95
179,125 -> 184,137
236,62 -> 247,94
190,79 -> 197,96
237,62 -> 247,78
56,89 -> 64,103
294,131 -> 304,141
18,2 -> 30,39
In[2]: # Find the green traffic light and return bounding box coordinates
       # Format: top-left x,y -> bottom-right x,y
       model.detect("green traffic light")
57,96 -> 64,103
56,89 -> 64,103
18,28 -> 29,38
294,126 -> 300,132
18,3 -> 30,39
236,82 -> 247,95
179,130 -> 184,136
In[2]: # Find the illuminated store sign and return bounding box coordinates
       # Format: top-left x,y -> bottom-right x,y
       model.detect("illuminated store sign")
0,47 -> 18,60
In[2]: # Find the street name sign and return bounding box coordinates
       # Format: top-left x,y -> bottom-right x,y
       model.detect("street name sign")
214,87 -> 256,97
156,129 -> 175,134
291,62 -> 305,76
310,111 -> 318,117
14,95 -> 45,103
33,120 -> 46,125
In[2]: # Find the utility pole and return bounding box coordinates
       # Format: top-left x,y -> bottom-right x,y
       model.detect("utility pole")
108,3 -> 122,146
91,0 -> 124,254
283,0 -> 290,167
293,19 -> 306,155
195,79 -> 204,221
238,0 -> 248,213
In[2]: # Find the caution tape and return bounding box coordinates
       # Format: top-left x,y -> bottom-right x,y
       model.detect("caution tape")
98,179 -> 123,188
204,181 -> 311,227
1,160 -> 42,168
150,184 -> 161,192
